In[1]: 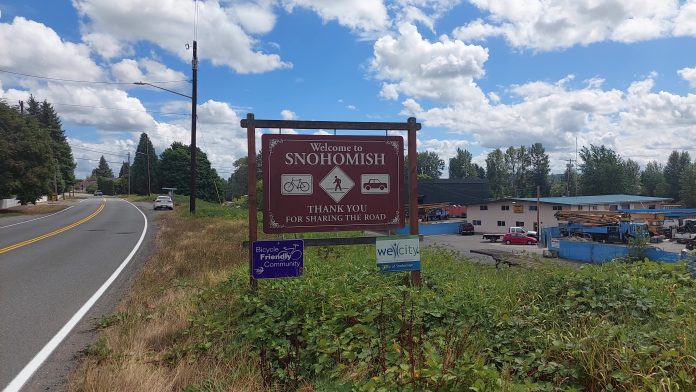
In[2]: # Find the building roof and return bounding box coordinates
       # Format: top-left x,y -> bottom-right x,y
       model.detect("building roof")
412,178 -> 491,205
511,194 -> 672,206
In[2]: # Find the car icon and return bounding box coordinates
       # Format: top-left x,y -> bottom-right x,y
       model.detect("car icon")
363,178 -> 387,191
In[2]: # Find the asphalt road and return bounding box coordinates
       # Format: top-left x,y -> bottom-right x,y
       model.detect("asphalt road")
0,197 -> 149,391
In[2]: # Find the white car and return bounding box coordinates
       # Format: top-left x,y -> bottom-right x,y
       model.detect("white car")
153,195 -> 174,210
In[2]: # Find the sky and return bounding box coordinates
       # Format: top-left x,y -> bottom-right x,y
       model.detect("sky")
2,0 -> 696,180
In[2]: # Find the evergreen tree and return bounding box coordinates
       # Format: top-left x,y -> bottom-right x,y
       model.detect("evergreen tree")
664,151 -> 691,202
92,156 -> 114,178
0,101 -> 53,203
24,96 -> 75,194
118,161 -> 130,178
448,148 -> 477,179
39,100 -> 75,193
159,142 -> 223,202
131,133 -> 159,195
474,164 -> 486,179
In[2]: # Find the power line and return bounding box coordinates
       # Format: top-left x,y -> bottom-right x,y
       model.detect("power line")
0,68 -> 189,85
72,146 -> 129,157
74,156 -> 125,165
51,102 -> 189,116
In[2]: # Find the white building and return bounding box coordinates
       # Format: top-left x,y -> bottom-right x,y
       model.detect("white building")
466,194 -> 672,234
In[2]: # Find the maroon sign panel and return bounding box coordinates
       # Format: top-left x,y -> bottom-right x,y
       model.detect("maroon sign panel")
262,134 -> 404,233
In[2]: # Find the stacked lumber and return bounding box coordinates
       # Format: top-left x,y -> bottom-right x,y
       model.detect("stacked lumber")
554,211 -> 624,226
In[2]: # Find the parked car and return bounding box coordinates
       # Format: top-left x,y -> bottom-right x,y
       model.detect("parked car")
502,232 -> 538,245
153,195 -> 174,210
93,190 -> 103,196
459,222 -> 475,235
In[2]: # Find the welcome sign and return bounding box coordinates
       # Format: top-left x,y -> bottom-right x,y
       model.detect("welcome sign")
376,235 -> 421,272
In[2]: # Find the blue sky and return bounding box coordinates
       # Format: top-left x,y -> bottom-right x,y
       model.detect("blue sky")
2,0 -> 696,179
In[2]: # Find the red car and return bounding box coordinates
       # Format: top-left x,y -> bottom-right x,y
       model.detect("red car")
502,232 -> 538,245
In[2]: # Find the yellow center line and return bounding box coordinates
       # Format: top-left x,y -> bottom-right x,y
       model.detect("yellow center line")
0,200 -> 106,255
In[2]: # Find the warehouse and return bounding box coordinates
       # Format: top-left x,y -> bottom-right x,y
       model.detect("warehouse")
466,194 -> 672,234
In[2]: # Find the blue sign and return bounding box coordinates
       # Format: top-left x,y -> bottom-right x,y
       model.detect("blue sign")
252,239 -> 304,279
376,235 -> 421,272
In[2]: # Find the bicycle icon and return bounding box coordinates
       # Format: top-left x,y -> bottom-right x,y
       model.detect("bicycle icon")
278,243 -> 303,261
281,174 -> 312,195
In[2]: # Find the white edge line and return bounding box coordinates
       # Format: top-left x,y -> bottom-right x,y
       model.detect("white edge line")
0,205 -> 75,229
2,198 -> 148,392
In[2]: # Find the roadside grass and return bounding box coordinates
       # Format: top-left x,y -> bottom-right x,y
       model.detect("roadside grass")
70,201 -> 696,391
0,204 -> 67,218
69,200 -> 264,391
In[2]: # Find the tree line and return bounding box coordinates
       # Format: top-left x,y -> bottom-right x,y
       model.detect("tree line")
0,97 -> 75,204
413,143 -> 696,207
91,133 -> 225,203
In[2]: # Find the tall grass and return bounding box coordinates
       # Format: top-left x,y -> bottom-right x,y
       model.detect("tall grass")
70,201 -> 696,391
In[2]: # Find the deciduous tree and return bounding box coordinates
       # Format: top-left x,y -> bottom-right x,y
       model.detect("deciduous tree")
416,151 -> 444,179
679,163 -> 696,207
159,142 -> 223,202
486,148 -> 510,199
664,151 -> 691,202
529,143 -> 550,196
641,161 -> 666,196
448,148 -> 477,179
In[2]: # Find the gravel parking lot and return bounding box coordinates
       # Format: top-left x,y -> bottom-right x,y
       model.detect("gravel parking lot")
421,233 -> 692,266
422,233 -> 546,265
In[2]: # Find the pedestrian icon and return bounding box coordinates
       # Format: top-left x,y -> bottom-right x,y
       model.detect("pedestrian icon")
320,166 -> 354,203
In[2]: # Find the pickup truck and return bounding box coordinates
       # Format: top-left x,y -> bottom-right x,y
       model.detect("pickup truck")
482,227 -> 537,242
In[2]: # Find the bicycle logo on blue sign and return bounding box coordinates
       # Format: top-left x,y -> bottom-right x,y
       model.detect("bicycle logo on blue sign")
252,239 -> 304,279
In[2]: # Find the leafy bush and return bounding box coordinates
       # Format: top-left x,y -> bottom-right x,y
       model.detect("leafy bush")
182,246 -> 696,391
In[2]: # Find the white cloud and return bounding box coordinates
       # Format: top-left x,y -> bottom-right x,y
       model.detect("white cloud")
453,0 -> 680,51
0,16 -> 103,80
83,31 -> 132,59
112,58 -> 189,91
281,109 -> 297,120
1,82 -> 156,132
370,24 -> 489,103
674,0 -> 696,36
282,0 -> 389,34
678,66 -> 696,88
391,0 -> 464,32
73,0 -> 291,74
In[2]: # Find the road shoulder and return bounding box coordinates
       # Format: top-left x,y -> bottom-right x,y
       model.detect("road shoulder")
22,201 -> 159,392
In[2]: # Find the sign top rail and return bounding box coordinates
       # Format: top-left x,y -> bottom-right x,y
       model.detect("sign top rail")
241,113 -> 421,131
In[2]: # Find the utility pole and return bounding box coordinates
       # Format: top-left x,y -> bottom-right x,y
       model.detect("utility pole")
146,143 -> 151,196
53,159 -> 58,201
19,100 -> 24,114
127,152 -> 131,197
190,40 -> 198,213
536,185 -> 541,234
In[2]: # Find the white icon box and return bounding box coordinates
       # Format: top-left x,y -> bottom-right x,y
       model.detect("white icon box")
281,174 -> 313,195
361,174 -> 390,194
319,166 -> 354,203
